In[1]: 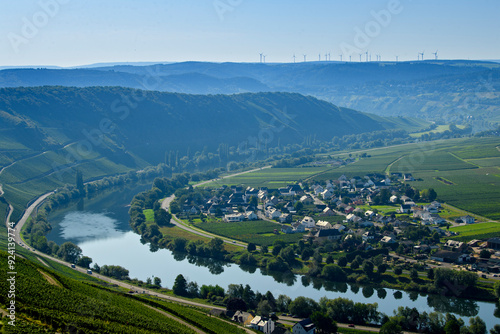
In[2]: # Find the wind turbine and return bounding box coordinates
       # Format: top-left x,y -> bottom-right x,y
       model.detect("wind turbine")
293,54 -> 296,63
319,54 -> 321,61
419,50 -> 425,60
339,54 -> 343,62
395,55 -> 399,62
328,53 -> 331,61
259,53 -> 263,63
365,51 -> 368,62
263,55 -> 266,63
359,53 -> 362,62
303,54 -> 307,62
349,55 -> 352,62
433,50 -> 438,60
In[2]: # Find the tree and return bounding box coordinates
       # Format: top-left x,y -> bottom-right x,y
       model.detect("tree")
76,256 -> 92,269
380,320 -> 403,334
490,324 -> 500,334
288,296 -> 319,318
427,268 -> 435,280
172,274 -> 187,296
257,300 -> 272,316
294,201 -> 304,212
279,246 -> 296,263
325,254 -> 334,264
480,249 -> 491,259
337,256 -> 348,267
227,298 -> 247,312
321,264 -> 346,281
468,316 -> 486,334
153,276 -> 162,287
362,260 -> 374,276
92,263 -> 100,273
260,245 -> 268,254
444,314 -> 463,334
207,237 -> 225,258
377,263 -> 387,274
494,281 -> 500,301
276,294 -> 292,312
311,311 -> 338,334
247,243 -> 256,252
57,242 -> 82,263
187,281 -> 199,297
155,209 -> 172,226
410,268 -> 419,281
394,266 -> 403,275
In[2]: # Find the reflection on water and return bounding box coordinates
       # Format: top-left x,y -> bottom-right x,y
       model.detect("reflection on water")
58,211 -> 122,243
427,294 -> 479,317
46,185 -> 498,331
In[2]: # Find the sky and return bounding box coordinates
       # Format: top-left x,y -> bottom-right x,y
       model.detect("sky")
1,0 -> 499,67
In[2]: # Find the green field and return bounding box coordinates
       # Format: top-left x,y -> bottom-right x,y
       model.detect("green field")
201,167 -> 330,188
196,220 -> 305,246
143,209 -> 154,222
409,124 -> 466,138
449,222 -> 500,242
321,137 -> 500,221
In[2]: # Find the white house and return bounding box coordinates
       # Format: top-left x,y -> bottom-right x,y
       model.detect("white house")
245,211 -> 258,220
313,185 -> 324,195
460,215 -> 475,224
300,195 -> 313,204
316,220 -> 332,229
224,213 -> 245,222
266,207 -> 282,219
321,207 -> 335,216
321,189 -> 334,200
248,316 -> 275,334
300,216 -> 316,228
380,236 -> 396,244
293,318 -> 316,334
390,195 -> 398,203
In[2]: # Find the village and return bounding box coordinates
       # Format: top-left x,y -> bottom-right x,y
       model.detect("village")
175,172 -> 500,276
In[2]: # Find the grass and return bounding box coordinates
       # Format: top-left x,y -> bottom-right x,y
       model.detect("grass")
317,137 -> 500,221
143,209 -> 154,222
159,225 -> 241,252
200,167 -> 330,188
449,222 -> 500,241
195,220 -> 305,246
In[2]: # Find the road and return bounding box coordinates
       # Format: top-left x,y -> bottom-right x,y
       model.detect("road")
160,166 -> 272,249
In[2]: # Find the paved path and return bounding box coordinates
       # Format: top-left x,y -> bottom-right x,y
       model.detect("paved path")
161,166 -> 272,249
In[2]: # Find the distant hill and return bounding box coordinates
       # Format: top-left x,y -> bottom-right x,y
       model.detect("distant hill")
0,86 -> 427,217
1,60 -> 498,126
0,86 -> 396,162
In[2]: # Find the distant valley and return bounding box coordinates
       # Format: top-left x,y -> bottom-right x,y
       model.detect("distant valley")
1,60 -> 499,128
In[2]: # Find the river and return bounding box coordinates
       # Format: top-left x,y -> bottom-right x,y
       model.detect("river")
46,185 -> 499,330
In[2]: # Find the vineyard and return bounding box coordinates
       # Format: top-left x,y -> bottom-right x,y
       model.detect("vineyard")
0,251 -> 240,333
196,220 -> 305,246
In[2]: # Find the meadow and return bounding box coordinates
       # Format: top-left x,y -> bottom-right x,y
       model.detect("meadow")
201,167 -> 330,188
196,220 -> 305,246
205,137 -> 499,221
449,222 -> 500,242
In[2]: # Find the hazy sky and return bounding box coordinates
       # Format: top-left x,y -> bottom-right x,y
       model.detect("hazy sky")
1,0 -> 499,66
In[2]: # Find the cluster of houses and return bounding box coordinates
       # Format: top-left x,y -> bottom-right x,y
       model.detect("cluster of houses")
212,310 -> 316,334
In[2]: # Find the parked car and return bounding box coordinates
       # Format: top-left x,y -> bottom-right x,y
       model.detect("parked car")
87,270 -> 92,274
70,264 -> 75,268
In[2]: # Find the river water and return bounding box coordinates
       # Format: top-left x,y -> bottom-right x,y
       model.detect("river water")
46,185 -> 499,329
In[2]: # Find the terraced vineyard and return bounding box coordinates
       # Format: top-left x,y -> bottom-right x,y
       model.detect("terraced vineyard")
196,220 -> 305,246
0,250 -> 243,333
